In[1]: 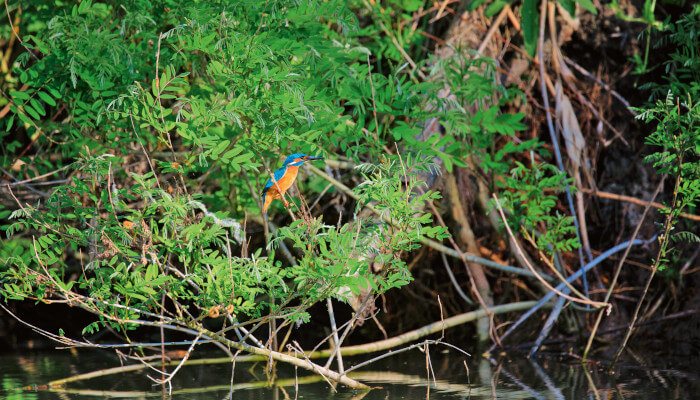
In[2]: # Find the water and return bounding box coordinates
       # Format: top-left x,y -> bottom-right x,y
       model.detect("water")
0,349 -> 696,399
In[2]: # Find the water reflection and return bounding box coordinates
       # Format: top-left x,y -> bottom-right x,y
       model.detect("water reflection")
0,350 -> 696,399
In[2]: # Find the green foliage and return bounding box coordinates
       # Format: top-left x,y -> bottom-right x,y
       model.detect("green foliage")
635,7 -> 700,277
354,154 -> 449,243
349,0 -> 425,66
1,0 -> 477,336
426,51 -> 578,255
429,52 -> 529,172
0,0 -> 577,352
492,160 -> 580,255
638,91 -> 700,271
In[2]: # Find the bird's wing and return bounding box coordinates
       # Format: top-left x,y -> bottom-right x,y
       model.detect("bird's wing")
262,166 -> 288,193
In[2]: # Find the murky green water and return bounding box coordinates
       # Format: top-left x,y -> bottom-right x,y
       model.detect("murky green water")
0,349 -> 696,399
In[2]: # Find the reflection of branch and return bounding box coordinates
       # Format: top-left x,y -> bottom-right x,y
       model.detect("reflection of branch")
487,358 -> 546,400
151,333 -> 202,386
194,325 -> 368,389
351,370 -> 535,398
529,358 -> 564,400
43,375 -> 328,397
47,356 -> 257,387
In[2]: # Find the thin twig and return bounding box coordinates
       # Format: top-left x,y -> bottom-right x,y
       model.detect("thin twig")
582,176 -> 665,360
363,0 -> 426,80
486,236 -> 655,354
477,6 -> 509,56
151,333 -> 202,385
325,298 -> 344,374
153,32 -> 173,150
492,195 -> 609,309
439,252 -> 475,305
366,53 -> 381,146
610,171 -> 682,369
129,111 -> 162,190
4,0 -> 38,60
563,56 -> 635,115
344,340 -> 438,375
0,165 -> 71,188
582,187 -> 700,222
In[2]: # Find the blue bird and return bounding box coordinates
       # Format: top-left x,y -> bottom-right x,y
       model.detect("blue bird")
262,153 -> 324,213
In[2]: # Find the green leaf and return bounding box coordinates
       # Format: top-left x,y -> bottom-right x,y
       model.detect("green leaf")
29,98 -> 46,116
231,151 -> 254,166
485,0 -> 512,17
5,115 -> 14,131
152,78 -> 159,97
38,91 -> 57,107
210,141 -> 229,159
23,104 -> 40,120
558,0 -> 576,17
46,86 -> 62,99
221,147 -> 242,163
467,0 -> 491,11
575,0 -> 597,14
10,90 -> 30,101
521,0 -> 540,57
145,263 -> 158,281
17,109 -> 33,125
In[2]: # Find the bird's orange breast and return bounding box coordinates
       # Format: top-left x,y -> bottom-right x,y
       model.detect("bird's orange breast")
267,165 -> 299,196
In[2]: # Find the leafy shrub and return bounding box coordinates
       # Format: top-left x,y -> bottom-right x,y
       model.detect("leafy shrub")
0,1 -> 589,379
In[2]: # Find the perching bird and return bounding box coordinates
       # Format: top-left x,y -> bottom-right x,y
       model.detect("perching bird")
262,153 -> 324,213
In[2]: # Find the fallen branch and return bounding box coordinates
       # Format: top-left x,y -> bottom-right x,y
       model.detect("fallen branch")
311,301 -> 544,357
45,301 -> 543,389
192,325 -> 369,389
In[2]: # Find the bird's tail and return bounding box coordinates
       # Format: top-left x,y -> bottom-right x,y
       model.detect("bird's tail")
262,193 -> 272,213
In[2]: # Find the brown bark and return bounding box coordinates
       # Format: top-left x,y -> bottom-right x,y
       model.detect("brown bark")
445,173 -> 494,342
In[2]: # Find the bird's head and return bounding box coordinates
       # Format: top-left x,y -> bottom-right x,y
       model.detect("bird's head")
282,153 -> 324,166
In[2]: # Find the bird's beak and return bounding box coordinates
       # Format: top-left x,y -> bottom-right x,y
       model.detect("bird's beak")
307,156 -> 324,161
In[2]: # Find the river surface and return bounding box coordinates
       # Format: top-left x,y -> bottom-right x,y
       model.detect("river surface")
0,349 -> 696,399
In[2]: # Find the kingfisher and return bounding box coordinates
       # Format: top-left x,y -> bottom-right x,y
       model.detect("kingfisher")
262,153 -> 324,213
